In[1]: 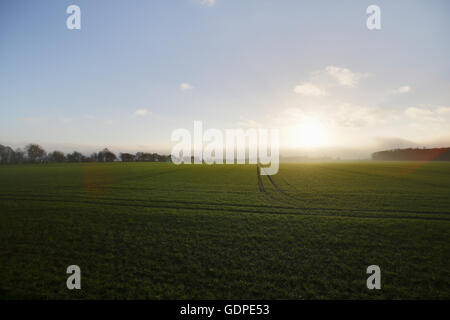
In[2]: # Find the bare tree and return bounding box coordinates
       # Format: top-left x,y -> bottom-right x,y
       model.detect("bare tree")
25,144 -> 46,163
48,151 -> 66,163
14,148 -> 25,164
67,151 -> 84,162
120,153 -> 135,162
0,145 -> 16,164
98,148 -> 117,162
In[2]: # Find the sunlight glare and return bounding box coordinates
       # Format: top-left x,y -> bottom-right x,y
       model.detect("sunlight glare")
293,119 -> 329,148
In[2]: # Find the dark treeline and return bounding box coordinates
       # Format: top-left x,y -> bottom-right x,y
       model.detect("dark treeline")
372,147 -> 450,161
0,143 -> 171,164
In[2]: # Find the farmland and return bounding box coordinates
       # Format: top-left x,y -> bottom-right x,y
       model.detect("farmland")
0,161 -> 449,299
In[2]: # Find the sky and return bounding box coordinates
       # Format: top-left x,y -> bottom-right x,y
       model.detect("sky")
1,0 -> 449,158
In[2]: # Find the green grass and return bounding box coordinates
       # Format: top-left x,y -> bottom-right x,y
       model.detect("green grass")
0,161 -> 449,299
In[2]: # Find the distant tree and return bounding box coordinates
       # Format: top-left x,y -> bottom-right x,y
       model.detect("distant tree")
135,152 -> 154,162
156,154 -> 169,162
98,148 -> 116,162
161,154 -> 171,162
48,150 -> 66,163
25,144 -> 46,163
135,152 -> 144,161
372,147 -> 450,161
67,151 -> 84,162
134,152 -> 171,162
0,144 -> 5,163
0,144 -> 14,164
104,149 -> 117,162
0,145 -> 16,164
89,152 -> 98,162
0,143 -> 173,165
120,153 -> 135,162
14,148 -> 25,164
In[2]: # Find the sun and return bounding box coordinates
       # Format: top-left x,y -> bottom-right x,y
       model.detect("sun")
293,119 -> 329,148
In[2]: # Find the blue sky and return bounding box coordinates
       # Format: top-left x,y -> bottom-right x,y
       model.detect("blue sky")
1,0 -> 449,157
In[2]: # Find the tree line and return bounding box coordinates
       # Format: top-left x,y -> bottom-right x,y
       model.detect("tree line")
0,143 -> 171,164
372,147 -> 450,161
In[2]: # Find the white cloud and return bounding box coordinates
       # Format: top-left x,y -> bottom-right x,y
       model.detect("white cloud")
198,0 -> 216,7
180,82 -> 194,90
278,102 -> 388,129
325,66 -> 365,87
404,107 -> 433,119
133,109 -> 151,117
404,106 -> 450,122
293,82 -> 326,96
395,85 -> 412,94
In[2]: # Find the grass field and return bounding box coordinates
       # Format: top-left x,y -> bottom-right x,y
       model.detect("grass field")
0,161 -> 449,299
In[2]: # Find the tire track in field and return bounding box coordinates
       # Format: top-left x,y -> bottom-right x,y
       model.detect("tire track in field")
256,165 -> 288,205
255,167 -> 450,217
0,193 -> 297,211
1,191 -> 450,217
256,165 -> 282,205
258,166 -> 307,208
256,166 -> 265,192
47,185 -> 254,195
262,167 -> 316,207
1,195 -> 449,222
262,164 -> 362,206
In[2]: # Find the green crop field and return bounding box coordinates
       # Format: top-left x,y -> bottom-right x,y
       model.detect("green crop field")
0,162 -> 449,299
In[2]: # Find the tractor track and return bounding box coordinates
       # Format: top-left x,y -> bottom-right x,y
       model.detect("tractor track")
255,166 -> 450,217
1,194 -> 450,222
258,165 -> 308,208
0,192 -> 297,211
2,188 -> 450,217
